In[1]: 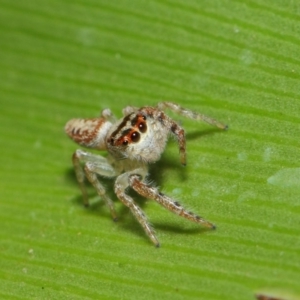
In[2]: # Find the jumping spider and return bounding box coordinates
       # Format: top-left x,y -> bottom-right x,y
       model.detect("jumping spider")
65,102 -> 227,247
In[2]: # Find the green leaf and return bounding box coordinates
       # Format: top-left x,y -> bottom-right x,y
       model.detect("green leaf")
0,0 -> 299,299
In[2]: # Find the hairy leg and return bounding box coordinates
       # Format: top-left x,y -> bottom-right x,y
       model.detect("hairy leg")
129,174 -> 216,229
72,149 -> 118,220
157,101 -> 228,130
114,168 -> 160,247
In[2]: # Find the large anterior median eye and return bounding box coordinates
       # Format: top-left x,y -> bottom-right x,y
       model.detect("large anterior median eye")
138,122 -> 147,133
131,131 -> 140,142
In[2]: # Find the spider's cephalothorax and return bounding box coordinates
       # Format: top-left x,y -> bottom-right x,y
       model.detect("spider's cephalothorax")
106,107 -> 180,164
65,102 -> 227,247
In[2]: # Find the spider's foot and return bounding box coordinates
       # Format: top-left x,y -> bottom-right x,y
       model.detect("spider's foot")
203,221 -> 216,230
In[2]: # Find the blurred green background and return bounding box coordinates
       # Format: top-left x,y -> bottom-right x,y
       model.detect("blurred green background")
0,1 -> 299,299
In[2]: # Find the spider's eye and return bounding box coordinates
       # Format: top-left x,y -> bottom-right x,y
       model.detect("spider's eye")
109,138 -> 114,144
122,140 -> 128,146
138,122 -> 147,133
131,131 -> 140,142
142,115 -> 146,120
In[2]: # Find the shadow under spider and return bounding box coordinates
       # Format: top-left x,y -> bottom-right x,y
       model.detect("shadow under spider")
154,222 -> 213,235
186,127 -> 226,140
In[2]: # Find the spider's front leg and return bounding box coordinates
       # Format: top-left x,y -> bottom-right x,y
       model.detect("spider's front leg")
114,168 -> 160,247
129,175 -> 216,229
157,101 -> 228,130
157,102 -> 228,165
73,149 -> 118,221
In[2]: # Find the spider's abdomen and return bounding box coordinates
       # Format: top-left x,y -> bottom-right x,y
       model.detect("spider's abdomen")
65,118 -> 112,150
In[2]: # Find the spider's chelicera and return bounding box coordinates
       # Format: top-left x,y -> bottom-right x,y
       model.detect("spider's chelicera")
65,102 -> 227,247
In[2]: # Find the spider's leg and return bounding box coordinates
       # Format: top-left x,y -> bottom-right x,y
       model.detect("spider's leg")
114,168 -> 160,247
72,149 -> 118,221
100,108 -> 117,123
122,105 -> 139,116
165,118 -> 187,166
157,101 -> 228,130
129,174 -> 216,229
155,102 -> 227,165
